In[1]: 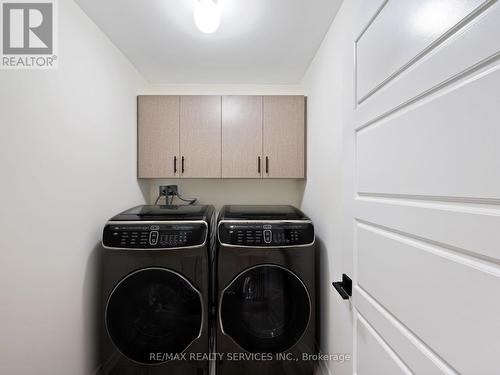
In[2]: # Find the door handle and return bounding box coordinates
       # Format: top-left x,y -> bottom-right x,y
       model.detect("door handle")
265,156 -> 269,174
332,274 -> 352,300
258,156 -> 261,174
174,156 -> 177,174
181,156 -> 185,174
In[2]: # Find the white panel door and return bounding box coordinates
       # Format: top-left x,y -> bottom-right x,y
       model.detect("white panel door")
340,1 -> 500,374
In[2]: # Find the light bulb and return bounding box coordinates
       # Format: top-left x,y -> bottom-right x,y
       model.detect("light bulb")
194,0 -> 221,34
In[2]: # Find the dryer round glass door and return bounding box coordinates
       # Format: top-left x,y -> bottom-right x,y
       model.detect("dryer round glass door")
220,264 -> 311,353
105,267 -> 203,364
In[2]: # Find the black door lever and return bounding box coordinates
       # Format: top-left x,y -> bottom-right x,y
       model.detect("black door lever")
332,274 -> 352,300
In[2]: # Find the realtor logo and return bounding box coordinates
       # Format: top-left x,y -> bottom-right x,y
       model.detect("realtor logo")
1,0 -> 58,69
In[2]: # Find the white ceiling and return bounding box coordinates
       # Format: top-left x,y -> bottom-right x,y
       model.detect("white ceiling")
75,0 -> 342,84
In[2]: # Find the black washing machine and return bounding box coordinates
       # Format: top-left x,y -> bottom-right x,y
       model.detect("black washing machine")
215,205 -> 316,375
100,204 -> 215,375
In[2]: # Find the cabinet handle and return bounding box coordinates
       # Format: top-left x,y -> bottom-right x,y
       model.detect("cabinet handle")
265,156 -> 269,174
332,274 -> 352,300
258,156 -> 261,174
174,156 -> 177,174
181,156 -> 185,174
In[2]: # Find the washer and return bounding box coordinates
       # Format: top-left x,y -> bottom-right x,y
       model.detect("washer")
100,204 -> 215,375
216,205 -> 316,375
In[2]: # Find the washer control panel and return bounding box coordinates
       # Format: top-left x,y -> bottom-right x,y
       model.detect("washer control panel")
218,222 -> 314,247
102,222 -> 207,249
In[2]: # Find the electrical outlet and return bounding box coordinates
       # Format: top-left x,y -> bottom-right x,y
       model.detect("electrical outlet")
159,185 -> 178,196
159,185 -> 168,197
166,185 -> 178,196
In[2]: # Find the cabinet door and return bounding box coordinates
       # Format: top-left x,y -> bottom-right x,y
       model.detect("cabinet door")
263,96 -> 305,178
180,96 -> 221,178
222,96 -> 263,178
138,96 -> 180,178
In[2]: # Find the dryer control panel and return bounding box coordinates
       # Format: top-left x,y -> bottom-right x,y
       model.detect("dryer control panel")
218,222 -> 314,247
102,222 -> 207,249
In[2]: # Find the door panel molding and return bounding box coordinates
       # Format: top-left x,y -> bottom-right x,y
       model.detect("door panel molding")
356,0 -> 492,103
355,312 -> 413,375
356,1 -> 500,130
354,286 -> 457,375
356,64 -> 500,200
356,196 -> 500,263
356,222 -> 500,374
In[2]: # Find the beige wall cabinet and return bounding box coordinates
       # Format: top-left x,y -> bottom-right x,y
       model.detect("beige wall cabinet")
221,95 -> 306,179
180,96 -> 222,178
137,95 -> 222,178
138,95 -> 180,178
263,96 -> 305,179
138,95 -> 305,179
222,96 -> 263,178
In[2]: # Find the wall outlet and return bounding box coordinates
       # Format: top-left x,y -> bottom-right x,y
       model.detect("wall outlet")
159,185 -> 178,196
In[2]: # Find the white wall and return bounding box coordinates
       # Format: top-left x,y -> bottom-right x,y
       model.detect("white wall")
142,84 -> 306,210
0,1 -> 147,374
149,179 -> 305,210
301,1 -> 356,374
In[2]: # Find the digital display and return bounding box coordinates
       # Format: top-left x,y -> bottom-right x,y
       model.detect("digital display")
218,222 -> 314,247
102,223 -> 207,249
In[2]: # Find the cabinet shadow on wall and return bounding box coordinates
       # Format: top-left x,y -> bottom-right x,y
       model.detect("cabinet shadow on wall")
314,237 -> 330,354
147,179 -> 307,210
83,243 -> 104,375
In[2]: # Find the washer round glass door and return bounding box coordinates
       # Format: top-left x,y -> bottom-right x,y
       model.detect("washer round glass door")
220,264 -> 310,353
106,267 -> 203,364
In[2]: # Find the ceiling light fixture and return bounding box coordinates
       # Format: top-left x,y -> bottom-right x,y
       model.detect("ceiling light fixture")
194,0 -> 221,34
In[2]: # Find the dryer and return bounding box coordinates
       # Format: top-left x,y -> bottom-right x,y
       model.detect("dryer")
216,205 -> 316,375
100,204 -> 215,375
